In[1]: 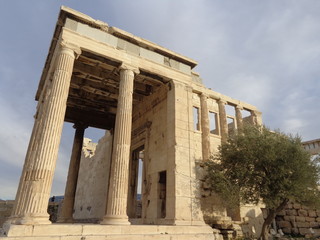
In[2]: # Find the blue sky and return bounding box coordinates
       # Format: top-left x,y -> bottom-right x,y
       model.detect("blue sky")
1,0 -> 319,199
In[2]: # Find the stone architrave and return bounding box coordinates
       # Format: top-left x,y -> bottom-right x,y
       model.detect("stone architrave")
58,123 -> 87,223
235,105 -> 243,130
200,93 -> 210,161
100,64 -> 139,225
9,41 -> 81,225
218,99 -> 228,142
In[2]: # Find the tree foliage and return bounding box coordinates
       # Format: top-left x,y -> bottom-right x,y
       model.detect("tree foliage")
205,124 -> 320,239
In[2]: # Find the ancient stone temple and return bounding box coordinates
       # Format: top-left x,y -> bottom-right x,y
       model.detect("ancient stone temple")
1,6 -> 262,239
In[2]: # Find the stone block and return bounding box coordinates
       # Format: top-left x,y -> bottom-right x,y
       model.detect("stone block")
32,224 -> 83,236
175,196 -> 192,220
169,59 -> 180,70
286,209 -> 297,216
313,228 -> 320,238
295,216 -> 305,222
295,221 -> 309,228
179,63 -> 191,75
299,227 -> 311,235
305,217 -> 315,222
64,18 -> 78,31
302,205 -> 310,210
104,33 -> 118,47
292,227 -> 299,235
284,215 -> 295,222
310,221 -> 319,228
298,209 -> 308,217
316,217 -> 320,222
278,220 -> 291,228
293,203 -> 301,209
316,210 -> 320,217
116,38 -> 139,55
82,225 -> 121,235
282,227 -> 292,234
140,48 -> 164,65
125,42 -> 140,56
77,22 -> 106,43
308,210 -> 317,217
5,224 -> 33,237
277,210 -> 286,216
84,236 -> 107,240
60,237 -> 87,240
117,38 -> 127,50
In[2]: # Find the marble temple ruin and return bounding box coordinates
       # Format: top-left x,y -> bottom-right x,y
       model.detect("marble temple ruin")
1,6 -> 263,240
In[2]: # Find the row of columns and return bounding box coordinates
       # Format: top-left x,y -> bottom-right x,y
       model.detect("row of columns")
200,94 -> 261,161
10,41 -> 139,225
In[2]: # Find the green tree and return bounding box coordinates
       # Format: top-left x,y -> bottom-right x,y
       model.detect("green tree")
205,124 -> 320,240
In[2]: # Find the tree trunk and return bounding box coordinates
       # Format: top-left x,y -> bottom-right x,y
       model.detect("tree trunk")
259,199 -> 289,240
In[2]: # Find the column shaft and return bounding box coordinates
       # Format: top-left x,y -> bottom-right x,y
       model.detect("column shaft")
235,105 -> 243,130
101,67 -> 137,225
10,43 -> 79,225
200,94 -> 210,161
218,99 -> 228,142
58,124 -> 86,222
10,87 -> 49,221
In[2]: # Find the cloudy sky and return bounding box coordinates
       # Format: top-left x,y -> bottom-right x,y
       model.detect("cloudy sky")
0,0 -> 319,200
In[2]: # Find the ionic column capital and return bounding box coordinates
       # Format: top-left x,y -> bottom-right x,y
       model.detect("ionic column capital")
200,92 -> 209,99
218,98 -> 227,105
60,41 -> 81,59
235,105 -> 243,110
119,63 -> 140,75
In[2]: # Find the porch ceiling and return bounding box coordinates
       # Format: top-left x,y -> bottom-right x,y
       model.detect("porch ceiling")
65,51 -> 165,130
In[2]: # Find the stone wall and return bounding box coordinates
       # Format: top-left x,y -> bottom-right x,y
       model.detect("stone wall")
276,202 -> 320,238
131,83 -> 169,223
196,163 -> 264,239
0,201 -> 14,228
73,133 -> 112,222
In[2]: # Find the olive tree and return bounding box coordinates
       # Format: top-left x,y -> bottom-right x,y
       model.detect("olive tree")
205,124 -> 320,240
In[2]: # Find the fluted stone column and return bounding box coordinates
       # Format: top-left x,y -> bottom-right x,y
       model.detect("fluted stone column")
10,95 -> 46,224
10,42 -> 80,225
235,105 -> 243,130
200,93 -> 210,161
58,123 -> 87,223
218,99 -> 228,142
101,65 -> 139,225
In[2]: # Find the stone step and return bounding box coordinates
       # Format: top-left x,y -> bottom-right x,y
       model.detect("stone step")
0,224 -> 223,240
1,233 -> 222,240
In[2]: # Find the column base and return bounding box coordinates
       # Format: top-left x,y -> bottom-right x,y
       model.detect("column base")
100,215 -> 131,225
8,213 -> 51,225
